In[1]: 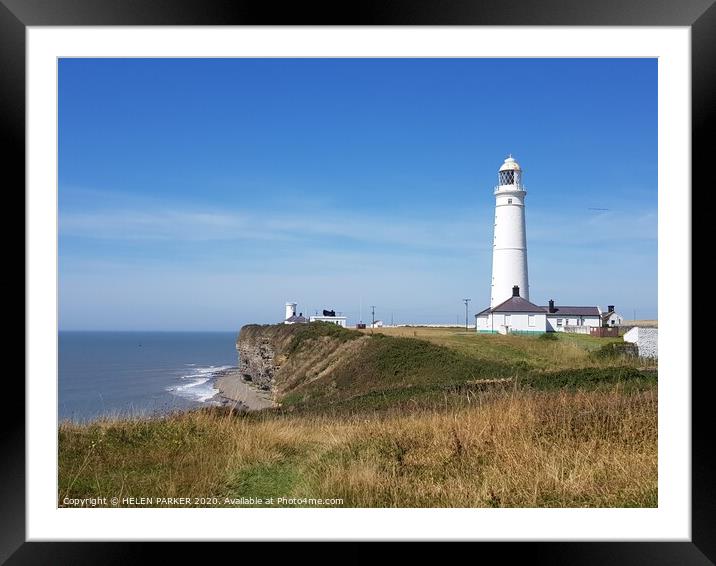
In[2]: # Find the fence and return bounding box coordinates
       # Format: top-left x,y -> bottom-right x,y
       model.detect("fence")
563,325 -> 621,337
563,325 -> 591,334
589,327 -> 620,337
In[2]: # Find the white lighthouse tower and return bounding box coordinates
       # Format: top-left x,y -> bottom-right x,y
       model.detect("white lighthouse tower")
490,155 -> 529,307
285,302 -> 297,321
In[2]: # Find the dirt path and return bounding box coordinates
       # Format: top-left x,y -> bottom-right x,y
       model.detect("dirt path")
215,368 -> 275,411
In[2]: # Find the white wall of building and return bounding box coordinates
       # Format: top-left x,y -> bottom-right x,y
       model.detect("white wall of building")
546,315 -> 601,332
562,325 -> 591,334
285,302 -> 297,321
477,312 -> 546,333
478,311 -> 604,333
603,312 -> 623,327
309,315 -> 347,328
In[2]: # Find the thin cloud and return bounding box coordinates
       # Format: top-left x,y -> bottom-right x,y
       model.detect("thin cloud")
59,201 -> 492,252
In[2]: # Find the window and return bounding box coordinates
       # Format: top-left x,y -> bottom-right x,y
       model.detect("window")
504,314 -> 511,325
499,170 -> 515,185
508,198 -> 513,204
528,315 -> 535,327
556,319 -> 562,327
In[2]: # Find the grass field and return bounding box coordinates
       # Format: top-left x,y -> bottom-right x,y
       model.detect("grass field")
620,320 -> 658,328
361,326 -> 651,370
59,325 -> 657,508
59,387 -> 656,508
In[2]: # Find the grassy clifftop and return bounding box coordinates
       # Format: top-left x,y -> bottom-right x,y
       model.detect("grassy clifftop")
59,325 -> 658,508
238,322 -> 368,396
238,323 -> 655,414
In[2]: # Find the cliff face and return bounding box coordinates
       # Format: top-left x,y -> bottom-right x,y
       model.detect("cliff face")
236,323 -> 368,398
237,324 -> 295,390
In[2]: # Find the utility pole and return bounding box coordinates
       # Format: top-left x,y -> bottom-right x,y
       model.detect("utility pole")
370,306 -> 376,330
463,298 -> 471,331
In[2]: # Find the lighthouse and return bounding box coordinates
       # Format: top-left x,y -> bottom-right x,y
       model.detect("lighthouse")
476,155 -> 617,335
490,155 -> 529,307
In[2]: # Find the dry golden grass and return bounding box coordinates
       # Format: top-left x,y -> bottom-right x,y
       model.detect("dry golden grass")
300,388 -> 657,507
621,320 -> 658,328
59,386 -> 657,508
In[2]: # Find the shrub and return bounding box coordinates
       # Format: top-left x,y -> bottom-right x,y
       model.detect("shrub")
528,366 -> 655,390
287,322 -> 362,354
538,332 -> 558,341
593,342 -> 638,359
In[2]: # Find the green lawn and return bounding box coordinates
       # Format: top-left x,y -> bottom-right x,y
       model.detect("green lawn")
365,327 -> 630,371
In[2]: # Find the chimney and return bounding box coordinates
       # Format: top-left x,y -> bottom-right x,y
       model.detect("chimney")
608,305 -> 614,313
548,299 -> 555,313
512,285 -> 520,297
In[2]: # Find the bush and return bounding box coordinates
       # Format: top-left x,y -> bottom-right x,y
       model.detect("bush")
538,332 -> 558,341
593,342 -> 638,359
287,322 -> 362,354
527,366 -> 655,390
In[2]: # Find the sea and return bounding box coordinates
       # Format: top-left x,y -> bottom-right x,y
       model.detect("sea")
59,331 -> 239,422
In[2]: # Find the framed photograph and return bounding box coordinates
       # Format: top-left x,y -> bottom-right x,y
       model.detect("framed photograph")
9,0 -> 708,561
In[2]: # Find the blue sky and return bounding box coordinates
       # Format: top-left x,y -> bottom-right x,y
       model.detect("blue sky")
59,58 -> 657,330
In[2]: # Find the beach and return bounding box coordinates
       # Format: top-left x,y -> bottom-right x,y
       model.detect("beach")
214,367 -> 275,411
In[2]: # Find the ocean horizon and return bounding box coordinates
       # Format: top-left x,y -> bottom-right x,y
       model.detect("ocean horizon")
59,330 -> 239,422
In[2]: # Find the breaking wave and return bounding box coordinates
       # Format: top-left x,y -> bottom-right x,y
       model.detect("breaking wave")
166,365 -> 232,403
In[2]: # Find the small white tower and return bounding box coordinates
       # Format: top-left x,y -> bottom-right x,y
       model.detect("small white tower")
490,155 -> 529,307
285,302 -> 297,321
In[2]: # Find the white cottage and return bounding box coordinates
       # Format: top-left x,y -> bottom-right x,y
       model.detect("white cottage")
475,286 -> 547,334
543,299 -> 602,332
600,305 -> 623,327
475,288 -> 615,335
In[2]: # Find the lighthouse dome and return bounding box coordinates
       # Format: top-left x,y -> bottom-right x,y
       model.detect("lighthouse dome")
499,155 -> 522,172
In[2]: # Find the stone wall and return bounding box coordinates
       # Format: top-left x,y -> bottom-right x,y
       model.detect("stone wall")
623,327 -> 658,359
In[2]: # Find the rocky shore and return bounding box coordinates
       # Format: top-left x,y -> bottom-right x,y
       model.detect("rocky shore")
213,367 -> 275,411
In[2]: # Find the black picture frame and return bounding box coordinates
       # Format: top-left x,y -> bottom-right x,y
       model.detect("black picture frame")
6,0 -> 706,562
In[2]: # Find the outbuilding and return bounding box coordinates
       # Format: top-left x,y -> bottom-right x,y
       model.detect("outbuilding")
600,305 -> 624,327
283,302 -> 308,324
